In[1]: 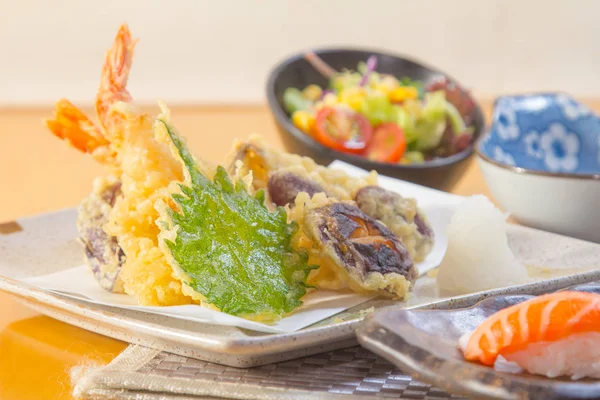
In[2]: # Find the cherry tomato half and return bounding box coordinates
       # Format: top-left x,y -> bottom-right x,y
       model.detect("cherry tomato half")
314,107 -> 373,155
365,123 -> 407,163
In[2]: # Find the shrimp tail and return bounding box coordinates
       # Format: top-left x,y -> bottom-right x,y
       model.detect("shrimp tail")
45,99 -> 108,154
95,23 -> 138,131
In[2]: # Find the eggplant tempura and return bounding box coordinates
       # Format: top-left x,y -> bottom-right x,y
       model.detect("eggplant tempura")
226,136 -> 434,262
45,24 -> 433,321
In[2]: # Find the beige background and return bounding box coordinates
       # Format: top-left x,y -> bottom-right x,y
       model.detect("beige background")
1,0 -> 599,106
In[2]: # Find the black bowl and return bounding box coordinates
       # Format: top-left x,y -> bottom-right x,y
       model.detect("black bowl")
266,48 -> 486,191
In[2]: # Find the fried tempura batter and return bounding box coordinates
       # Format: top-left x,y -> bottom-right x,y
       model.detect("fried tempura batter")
46,24 -> 191,305
45,23 -> 431,307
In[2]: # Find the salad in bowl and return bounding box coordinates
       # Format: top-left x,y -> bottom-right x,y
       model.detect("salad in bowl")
283,53 -> 477,165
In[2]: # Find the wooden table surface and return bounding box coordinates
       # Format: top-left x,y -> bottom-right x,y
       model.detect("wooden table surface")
0,101 -> 593,399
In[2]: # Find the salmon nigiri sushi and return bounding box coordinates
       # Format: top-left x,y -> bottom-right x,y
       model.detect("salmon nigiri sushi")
459,291 -> 600,380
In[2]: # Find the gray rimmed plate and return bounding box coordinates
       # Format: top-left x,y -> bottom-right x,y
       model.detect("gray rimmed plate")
356,281 -> 600,400
2,206 -> 600,368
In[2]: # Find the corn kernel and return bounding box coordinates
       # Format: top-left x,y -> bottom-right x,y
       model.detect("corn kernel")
349,97 -> 364,111
302,84 -> 323,102
389,87 -> 419,103
339,87 -> 365,111
292,110 -> 315,134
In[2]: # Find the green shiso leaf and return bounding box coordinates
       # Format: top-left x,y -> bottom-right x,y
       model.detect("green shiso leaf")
158,119 -> 314,321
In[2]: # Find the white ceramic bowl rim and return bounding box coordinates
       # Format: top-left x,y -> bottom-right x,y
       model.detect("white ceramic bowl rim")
476,138 -> 600,181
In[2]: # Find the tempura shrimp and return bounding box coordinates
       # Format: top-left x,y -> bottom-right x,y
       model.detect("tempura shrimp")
45,24 -> 192,306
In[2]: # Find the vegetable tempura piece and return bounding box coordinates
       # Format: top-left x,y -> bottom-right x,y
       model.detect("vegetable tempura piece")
226,135 -> 434,262
289,193 -> 417,300
354,186 -> 434,262
156,118 -> 314,321
77,176 -> 125,293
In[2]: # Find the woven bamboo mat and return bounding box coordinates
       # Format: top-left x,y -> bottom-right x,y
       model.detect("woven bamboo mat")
72,345 -> 466,399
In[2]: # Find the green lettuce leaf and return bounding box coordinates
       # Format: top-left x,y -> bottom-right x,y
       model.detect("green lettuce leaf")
359,95 -> 400,126
158,119 -> 314,321
396,101 -> 419,143
283,87 -> 312,114
445,101 -> 469,136
412,91 -> 448,151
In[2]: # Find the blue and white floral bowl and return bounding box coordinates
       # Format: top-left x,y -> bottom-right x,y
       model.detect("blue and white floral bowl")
477,93 -> 600,243
480,93 -> 600,174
